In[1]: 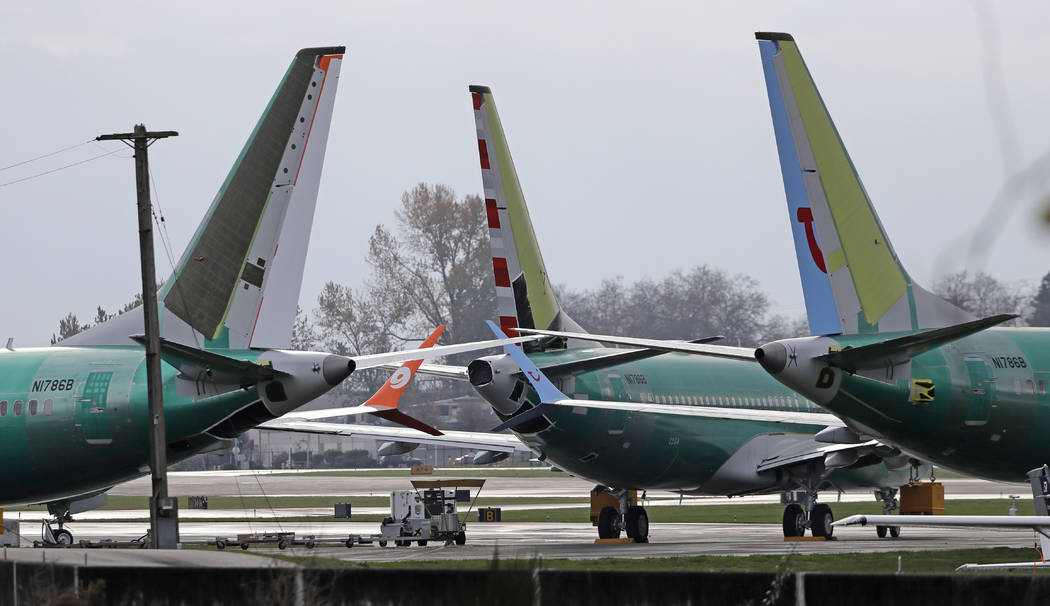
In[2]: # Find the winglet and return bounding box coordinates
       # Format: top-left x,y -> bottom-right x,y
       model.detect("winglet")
363,326 -> 446,436
485,320 -> 567,403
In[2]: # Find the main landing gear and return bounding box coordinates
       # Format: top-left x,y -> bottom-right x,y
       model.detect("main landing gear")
781,463 -> 833,539
874,487 -> 901,539
594,487 -> 649,543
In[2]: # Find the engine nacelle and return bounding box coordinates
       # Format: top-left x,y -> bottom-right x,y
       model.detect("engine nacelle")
472,450 -> 510,466
377,441 -> 420,457
468,354 -> 528,416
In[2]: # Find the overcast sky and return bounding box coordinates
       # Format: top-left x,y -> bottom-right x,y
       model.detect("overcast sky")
1,2 -> 1048,347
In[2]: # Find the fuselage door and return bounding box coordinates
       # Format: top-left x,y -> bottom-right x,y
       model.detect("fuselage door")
963,354 -> 996,427
75,371 -> 114,445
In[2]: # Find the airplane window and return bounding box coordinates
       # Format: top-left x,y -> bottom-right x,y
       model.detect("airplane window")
1026,380 -> 1036,395
1014,378 -> 1022,395
0,401 -> 6,416
28,400 -> 37,416
13,400 -> 23,416
43,399 -> 53,416
1040,380 -> 1047,396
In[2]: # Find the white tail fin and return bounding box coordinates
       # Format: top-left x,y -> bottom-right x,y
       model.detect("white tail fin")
67,47 -> 345,349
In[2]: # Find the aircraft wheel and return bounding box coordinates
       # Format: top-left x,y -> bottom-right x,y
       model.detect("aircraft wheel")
378,540 -> 388,547
597,506 -> 620,539
240,542 -> 250,550
455,532 -> 466,546
889,526 -> 901,538
810,504 -> 833,538
305,540 -> 315,550
782,504 -> 806,538
216,540 -> 227,550
876,525 -> 887,539
53,529 -> 73,546
417,540 -> 428,547
345,539 -> 355,549
625,506 -> 649,543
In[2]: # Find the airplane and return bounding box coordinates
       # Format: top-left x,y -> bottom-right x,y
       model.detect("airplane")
745,32 -> 1047,485
446,85 -> 931,542
4,47 -> 530,546
518,33 -> 1046,496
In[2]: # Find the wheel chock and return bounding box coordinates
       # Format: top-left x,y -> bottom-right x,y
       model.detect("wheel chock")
783,536 -> 837,542
594,538 -> 636,544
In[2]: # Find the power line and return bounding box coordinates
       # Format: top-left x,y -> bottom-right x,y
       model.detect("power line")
0,139 -> 94,173
0,148 -> 123,189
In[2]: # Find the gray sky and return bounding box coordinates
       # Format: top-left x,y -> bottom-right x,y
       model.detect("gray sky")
2,1 -> 1049,346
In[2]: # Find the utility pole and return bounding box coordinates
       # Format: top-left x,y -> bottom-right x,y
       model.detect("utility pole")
97,125 -> 178,548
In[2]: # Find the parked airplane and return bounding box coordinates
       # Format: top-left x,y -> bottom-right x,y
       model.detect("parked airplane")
748,32 -> 1041,484
453,85 -> 929,541
5,47 -> 529,545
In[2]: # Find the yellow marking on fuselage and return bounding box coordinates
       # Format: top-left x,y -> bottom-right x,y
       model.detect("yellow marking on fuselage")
838,386 -> 901,423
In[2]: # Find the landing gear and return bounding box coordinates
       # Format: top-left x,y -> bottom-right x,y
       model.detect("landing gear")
780,461 -> 833,538
782,504 -> 806,537
597,506 -> 620,539
38,502 -> 76,547
592,487 -> 649,542
624,506 -> 648,543
875,487 -> 901,539
810,503 -> 833,538
52,528 -> 73,546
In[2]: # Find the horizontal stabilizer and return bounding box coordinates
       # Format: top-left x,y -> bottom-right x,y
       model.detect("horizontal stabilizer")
377,362 -> 469,381
351,335 -> 536,369
258,418 -> 530,452
817,314 -> 1017,372
490,403 -> 555,432
130,335 -> 286,386
516,328 -> 755,362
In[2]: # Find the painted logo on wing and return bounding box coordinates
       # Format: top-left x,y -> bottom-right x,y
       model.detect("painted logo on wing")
528,370 -> 542,382
796,207 -> 827,273
389,367 -> 413,390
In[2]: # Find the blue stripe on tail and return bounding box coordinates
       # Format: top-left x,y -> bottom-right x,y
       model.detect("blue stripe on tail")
759,40 -> 840,336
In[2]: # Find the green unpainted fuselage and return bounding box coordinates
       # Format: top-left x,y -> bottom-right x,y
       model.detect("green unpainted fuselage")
769,327 -> 1050,483
0,346 -> 264,506
479,347 -> 912,495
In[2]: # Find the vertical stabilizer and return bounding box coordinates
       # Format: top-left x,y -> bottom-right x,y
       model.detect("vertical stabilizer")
755,33 -> 972,335
469,85 -> 584,344
67,47 -> 344,349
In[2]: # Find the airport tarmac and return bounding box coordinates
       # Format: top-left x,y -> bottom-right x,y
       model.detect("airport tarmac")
6,469 -> 1037,564
6,521 -> 1036,564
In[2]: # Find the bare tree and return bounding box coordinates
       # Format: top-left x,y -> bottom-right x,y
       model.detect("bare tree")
932,270 -> 1032,325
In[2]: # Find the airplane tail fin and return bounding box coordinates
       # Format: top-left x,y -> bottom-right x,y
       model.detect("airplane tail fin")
469,86 -> 585,348
67,47 -> 345,349
755,33 -> 972,336
362,326 -> 444,436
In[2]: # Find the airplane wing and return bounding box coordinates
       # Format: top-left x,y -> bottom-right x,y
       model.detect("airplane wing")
257,418 -> 530,453
515,328 -> 756,362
